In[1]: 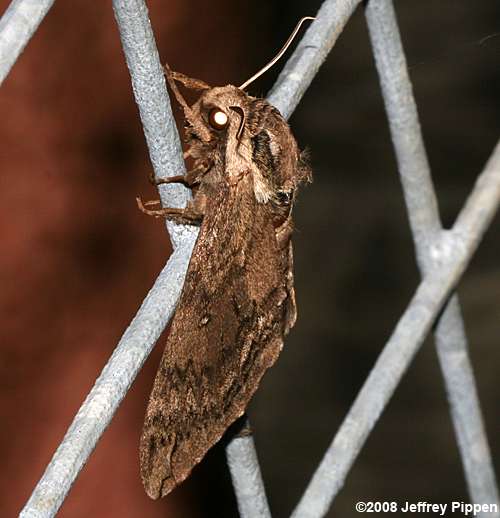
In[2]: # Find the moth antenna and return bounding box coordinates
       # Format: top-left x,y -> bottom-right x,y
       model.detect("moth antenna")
239,16 -> 315,90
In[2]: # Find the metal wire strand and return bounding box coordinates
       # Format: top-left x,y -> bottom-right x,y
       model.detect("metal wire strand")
365,0 -> 499,514
0,0 -> 55,85
225,417 -> 272,518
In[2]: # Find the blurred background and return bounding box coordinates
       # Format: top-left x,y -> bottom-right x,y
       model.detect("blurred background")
1,1 -> 499,517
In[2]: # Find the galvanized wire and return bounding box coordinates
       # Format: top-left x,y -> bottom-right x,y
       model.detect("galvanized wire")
291,140 -> 500,517
226,418 -> 272,518
0,0 -> 55,85
112,0 -> 193,248
365,0 -> 499,514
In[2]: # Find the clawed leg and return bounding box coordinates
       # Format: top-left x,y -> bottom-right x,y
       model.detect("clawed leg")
164,64 -> 210,91
163,63 -> 213,142
149,160 -> 212,187
149,174 -> 191,187
148,149 -> 193,183
142,200 -> 161,207
163,64 -> 196,115
136,197 -> 203,225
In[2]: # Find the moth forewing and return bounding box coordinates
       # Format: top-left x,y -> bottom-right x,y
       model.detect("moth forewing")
138,17 -> 313,500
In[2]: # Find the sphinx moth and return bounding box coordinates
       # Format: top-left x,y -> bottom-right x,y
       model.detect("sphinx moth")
138,17 -> 313,499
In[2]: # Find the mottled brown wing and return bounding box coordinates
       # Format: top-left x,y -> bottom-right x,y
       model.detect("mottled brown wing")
140,180 -> 295,499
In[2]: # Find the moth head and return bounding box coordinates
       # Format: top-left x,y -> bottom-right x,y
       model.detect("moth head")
164,66 -> 250,144
164,17 -> 314,144
191,86 -> 250,142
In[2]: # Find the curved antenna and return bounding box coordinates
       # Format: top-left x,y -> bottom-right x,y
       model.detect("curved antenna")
239,16 -> 315,90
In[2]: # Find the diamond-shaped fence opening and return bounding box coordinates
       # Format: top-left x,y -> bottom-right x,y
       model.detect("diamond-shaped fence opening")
1,0 -> 498,517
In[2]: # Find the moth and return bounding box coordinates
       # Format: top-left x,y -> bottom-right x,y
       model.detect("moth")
137,17 -> 313,499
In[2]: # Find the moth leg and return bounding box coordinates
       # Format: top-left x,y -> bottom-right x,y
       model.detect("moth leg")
136,197 -> 203,224
150,174 -> 191,187
284,239 -> 297,331
163,64 -> 192,116
145,148 -> 195,185
164,63 -> 209,116
275,216 -> 294,250
149,160 -> 213,187
146,151 -> 194,186
164,65 -> 210,91
164,64 -> 213,142
274,216 -> 297,332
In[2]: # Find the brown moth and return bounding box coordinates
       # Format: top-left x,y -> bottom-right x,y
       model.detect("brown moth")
137,18 -> 313,499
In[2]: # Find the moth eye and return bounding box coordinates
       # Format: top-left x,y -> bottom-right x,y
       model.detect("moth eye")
276,190 -> 293,205
208,108 -> 228,130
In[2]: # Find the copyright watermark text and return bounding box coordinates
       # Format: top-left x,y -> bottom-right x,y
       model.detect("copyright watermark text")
355,501 -> 499,516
